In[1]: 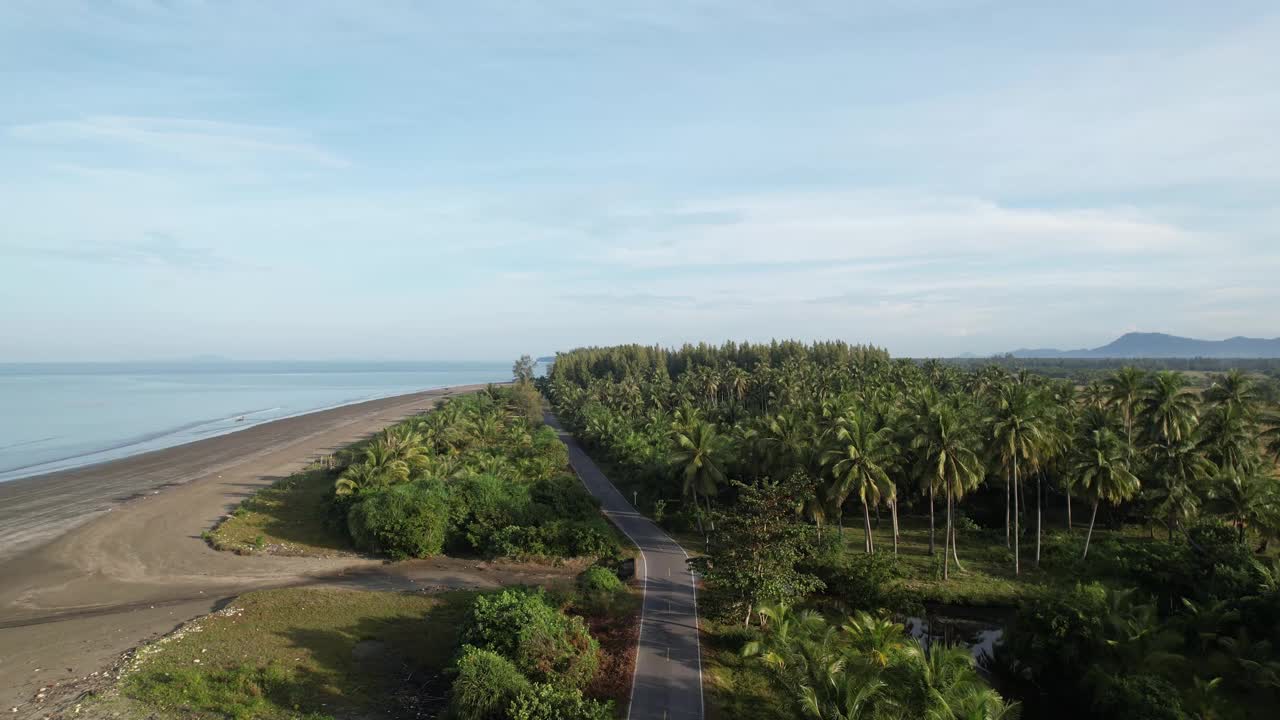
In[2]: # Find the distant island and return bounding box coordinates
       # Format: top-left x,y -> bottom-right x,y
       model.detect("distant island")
535,355 -> 556,364
1003,332 -> 1280,358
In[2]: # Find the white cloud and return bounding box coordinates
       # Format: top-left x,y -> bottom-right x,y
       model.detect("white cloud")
597,191 -> 1203,269
9,116 -> 346,169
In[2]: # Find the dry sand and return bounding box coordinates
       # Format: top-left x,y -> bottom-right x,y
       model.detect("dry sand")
0,384 -> 573,715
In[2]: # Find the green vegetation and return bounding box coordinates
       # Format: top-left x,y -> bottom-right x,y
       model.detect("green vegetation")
210,384 -> 622,563
99,578 -> 639,720
544,341 -> 1280,719
206,466 -> 353,556
113,588 -> 471,720
449,588 -> 617,720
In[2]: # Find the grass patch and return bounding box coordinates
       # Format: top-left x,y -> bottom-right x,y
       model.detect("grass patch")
700,620 -> 787,720
206,466 -> 353,556
105,587 -> 473,720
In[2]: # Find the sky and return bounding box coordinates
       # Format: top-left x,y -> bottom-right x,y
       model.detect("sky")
2,1 -> 1278,361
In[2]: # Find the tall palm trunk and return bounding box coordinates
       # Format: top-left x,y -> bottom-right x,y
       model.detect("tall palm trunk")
1005,476 -> 1011,548
950,495 -> 965,571
1066,485 -> 1073,532
1082,500 -> 1100,559
1013,455 -> 1020,575
943,484 -> 953,580
928,483 -> 936,556
890,500 -> 900,556
862,498 -> 874,554
1035,472 -> 1042,567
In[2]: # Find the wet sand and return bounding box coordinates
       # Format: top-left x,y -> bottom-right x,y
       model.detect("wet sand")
0,384 -> 569,714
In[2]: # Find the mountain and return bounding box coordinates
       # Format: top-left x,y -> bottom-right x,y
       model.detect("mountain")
1006,332 -> 1280,359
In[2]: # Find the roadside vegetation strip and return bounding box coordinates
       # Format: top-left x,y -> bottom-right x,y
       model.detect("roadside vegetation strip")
207,383 -> 625,565
542,342 -> 1280,720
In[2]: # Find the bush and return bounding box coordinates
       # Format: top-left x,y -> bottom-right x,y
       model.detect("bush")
577,566 -> 624,595
528,475 -> 599,521
508,382 -> 545,427
484,520 -> 620,561
462,590 -> 600,688
346,480 -> 450,559
447,473 -> 530,552
450,646 -> 530,720
508,683 -> 613,720
1088,673 -> 1189,720
802,548 -> 903,610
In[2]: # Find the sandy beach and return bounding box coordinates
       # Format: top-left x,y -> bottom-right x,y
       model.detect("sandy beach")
0,383 -> 572,715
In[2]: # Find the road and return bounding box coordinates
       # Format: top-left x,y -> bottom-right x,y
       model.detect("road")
549,415 -> 705,720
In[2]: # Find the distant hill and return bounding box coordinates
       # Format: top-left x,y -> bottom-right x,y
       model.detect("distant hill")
1007,332 -> 1280,359
535,356 -> 556,364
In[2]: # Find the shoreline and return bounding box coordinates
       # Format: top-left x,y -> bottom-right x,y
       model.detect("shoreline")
0,384 -> 497,563
0,382 -> 498,484
0,383 -> 506,712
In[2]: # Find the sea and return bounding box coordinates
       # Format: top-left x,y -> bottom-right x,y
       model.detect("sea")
0,361 -> 511,483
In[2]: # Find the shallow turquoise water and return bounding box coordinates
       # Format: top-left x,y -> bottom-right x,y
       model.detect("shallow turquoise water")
0,361 -> 509,482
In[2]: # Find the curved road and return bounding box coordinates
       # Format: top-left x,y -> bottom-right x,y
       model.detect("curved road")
549,415 -> 704,720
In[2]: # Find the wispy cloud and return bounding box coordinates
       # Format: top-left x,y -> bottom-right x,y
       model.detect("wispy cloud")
2,233 -> 255,271
596,191 -> 1203,269
9,116 -> 346,169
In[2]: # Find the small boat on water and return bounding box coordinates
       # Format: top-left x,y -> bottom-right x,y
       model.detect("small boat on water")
235,416 -> 245,422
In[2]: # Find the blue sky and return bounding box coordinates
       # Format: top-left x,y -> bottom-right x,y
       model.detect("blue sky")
2,1 -> 1277,361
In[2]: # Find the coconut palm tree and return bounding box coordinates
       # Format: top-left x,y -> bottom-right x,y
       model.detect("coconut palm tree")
825,407 -> 897,553
1081,381 -> 1108,410
1208,466 -> 1280,543
1199,401 -> 1260,474
988,383 -> 1050,574
669,419 -> 726,522
1204,369 -> 1259,417
1139,371 -> 1199,447
1107,366 -> 1146,452
1149,438 -> 1215,539
913,395 -> 984,580
1262,411 -> 1280,463
1073,426 -> 1140,558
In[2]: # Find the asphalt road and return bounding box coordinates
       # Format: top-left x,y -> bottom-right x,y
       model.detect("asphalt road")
548,415 -> 705,720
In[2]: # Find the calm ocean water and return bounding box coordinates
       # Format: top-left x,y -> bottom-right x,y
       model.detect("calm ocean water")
0,361 -> 510,482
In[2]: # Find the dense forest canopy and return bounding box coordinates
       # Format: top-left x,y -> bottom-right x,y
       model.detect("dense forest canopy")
541,341 -> 1280,720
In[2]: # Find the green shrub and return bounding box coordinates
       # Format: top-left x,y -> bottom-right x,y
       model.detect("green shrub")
449,646 -> 530,720
1088,673 -> 1189,720
528,475 -> 599,521
484,520 -> 619,561
346,480 -> 450,559
577,566 -> 624,595
507,382 -> 545,427
462,590 -> 600,688
802,549 -> 903,610
508,683 -> 613,720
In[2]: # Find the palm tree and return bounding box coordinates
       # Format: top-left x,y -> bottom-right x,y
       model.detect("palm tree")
669,420 -> 726,524
1262,411 -> 1280,463
1149,438 -> 1215,539
1073,426 -> 1140,558
1081,380 -> 1108,410
1208,466 -> 1280,543
1203,369 -> 1259,417
825,407 -> 897,553
333,438 -> 414,495
988,384 -> 1049,574
1107,366 -> 1145,452
1199,401 -> 1259,474
1139,371 -> 1198,447
913,396 -> 983,580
